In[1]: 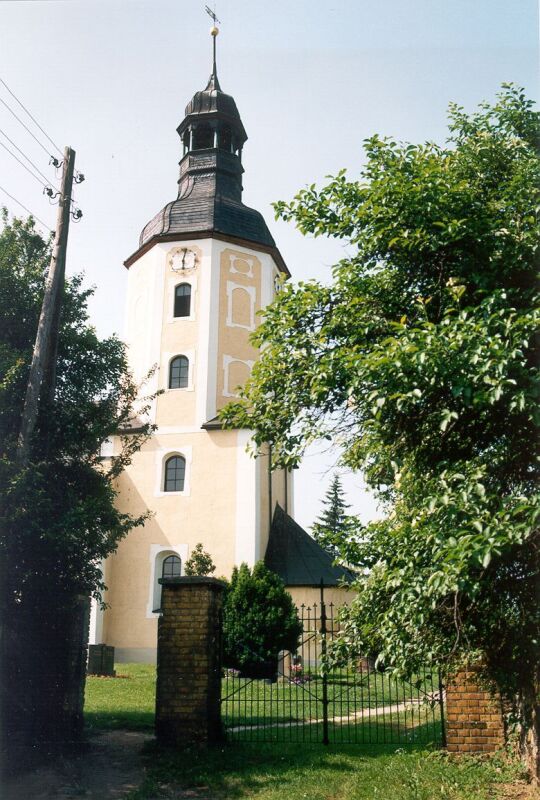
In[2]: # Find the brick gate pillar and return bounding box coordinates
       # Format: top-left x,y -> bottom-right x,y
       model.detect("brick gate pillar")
446,668 -> 505,753
155,576 -> 226,747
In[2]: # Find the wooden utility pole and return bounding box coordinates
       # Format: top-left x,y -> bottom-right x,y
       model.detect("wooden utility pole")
15,146 -> 76,467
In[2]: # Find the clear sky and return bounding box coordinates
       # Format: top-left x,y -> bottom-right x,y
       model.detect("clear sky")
1,0 -> 538,530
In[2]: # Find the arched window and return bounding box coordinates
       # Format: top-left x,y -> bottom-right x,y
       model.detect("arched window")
164,455 -> 186,492
162,554 -> 181,579
169,355 -> 189,389
174,283 -> 191,318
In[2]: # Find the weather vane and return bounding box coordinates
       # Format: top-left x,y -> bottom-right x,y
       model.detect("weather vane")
204,4 -> 220,26
205,5 -> 221,76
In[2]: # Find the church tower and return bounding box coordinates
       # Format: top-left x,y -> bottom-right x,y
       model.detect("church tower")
96,33 -> 293,662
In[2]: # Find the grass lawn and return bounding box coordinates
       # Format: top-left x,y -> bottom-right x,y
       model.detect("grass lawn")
129,742 -> 527,800
85,665 -> 531,800
85,663 -> 156,731
86,664 -> 441,745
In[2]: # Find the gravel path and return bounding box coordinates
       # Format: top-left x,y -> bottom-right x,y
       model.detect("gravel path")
2,730 -> 151,799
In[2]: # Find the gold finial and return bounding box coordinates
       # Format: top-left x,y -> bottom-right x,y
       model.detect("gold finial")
205,5 -> 221,80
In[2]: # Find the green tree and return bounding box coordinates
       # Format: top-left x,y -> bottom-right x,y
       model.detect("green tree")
312,474 -> 359,559
184,543 -> 216,576
221,87 -> 539,769
222,562 -> 302,679
0,212 -> 152,757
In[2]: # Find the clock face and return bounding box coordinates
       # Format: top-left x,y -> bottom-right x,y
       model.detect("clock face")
169,248 -> 197,273
182,249 -> 196,270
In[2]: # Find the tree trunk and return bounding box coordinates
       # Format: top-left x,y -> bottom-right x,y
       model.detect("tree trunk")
519,678 -> 540,785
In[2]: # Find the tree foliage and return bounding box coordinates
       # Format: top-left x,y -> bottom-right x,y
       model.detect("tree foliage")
0,212 -> 153,606
184,543 -> 216,576
220,87 -> 540,711
312,474 -> 359,558
0,212 -> 155,755
222,562 -> 302,678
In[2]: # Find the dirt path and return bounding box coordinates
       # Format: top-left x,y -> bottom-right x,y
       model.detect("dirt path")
229,698 -> 421,732
2,730 -> 151,800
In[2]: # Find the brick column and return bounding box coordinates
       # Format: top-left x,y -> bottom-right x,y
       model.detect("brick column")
155,576 -> 225,747
446,668 -> 505,753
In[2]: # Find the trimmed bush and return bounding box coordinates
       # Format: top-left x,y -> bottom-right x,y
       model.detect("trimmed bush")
223,562 -> 302,679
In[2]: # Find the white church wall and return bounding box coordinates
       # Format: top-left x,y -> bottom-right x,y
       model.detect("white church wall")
124,245 -> 165,424
106,237 -> 292,661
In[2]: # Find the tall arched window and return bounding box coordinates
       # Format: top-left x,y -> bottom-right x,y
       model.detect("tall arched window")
169,355 -> 189,389
162,554 -> 181,579
174,283 -> 191,318
164,455 -> 186,492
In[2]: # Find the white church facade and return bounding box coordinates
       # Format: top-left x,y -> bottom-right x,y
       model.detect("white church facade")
91,47 -> 351,663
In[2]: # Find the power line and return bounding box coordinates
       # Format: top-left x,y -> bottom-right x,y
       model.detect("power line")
0,138 -> 81,214
0,126 -> 60,192
0,183 -> 52,231
0,76 -> 62,157
0,78 -> 85,190
0,138 -> 52,191
0,95 -> 53,160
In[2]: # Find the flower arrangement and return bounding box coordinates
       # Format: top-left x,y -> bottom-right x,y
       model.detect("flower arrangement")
289,662 -> 312,685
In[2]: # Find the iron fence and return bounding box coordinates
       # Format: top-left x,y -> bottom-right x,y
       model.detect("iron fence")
221,590 -> 445,746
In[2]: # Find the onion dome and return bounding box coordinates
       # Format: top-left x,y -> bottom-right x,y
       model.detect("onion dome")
124,40 -> 287,274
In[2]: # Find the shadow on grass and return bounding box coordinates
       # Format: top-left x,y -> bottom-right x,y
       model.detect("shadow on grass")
135,738 -> 436,800
85,710 -> 154,732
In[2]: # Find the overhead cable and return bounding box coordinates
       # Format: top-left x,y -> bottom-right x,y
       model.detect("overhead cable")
0,76 -> 63,157
0,183 -> 52,230
0,139 -> 52,190
0,95 -> 54,160
0,127 -> 60,192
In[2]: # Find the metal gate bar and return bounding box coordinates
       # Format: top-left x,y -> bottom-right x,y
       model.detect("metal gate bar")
221,586 -> 445,745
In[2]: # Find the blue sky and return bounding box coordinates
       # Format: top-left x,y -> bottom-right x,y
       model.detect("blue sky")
1,0 -> 538,529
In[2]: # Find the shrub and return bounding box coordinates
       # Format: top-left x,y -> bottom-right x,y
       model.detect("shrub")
184,543 -> 216,576
222,562 -> 302,679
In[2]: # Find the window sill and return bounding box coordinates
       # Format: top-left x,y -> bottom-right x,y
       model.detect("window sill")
167,316 -> 196,324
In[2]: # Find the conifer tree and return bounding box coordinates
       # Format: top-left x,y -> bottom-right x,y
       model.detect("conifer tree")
222,562 -> 302,678
312,475 -> 358,558
184,543 -> 216,576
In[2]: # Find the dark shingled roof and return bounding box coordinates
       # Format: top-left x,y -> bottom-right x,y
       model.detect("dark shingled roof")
124,69 -> 288,273
179,72 -> 248,144
138,160 -> 276,251
265,505 -> 355,587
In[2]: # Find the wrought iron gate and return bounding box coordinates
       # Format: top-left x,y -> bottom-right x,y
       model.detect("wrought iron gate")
221,590 -> 445,745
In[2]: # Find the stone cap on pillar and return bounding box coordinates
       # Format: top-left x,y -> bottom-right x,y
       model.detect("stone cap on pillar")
159,576 -> 227,588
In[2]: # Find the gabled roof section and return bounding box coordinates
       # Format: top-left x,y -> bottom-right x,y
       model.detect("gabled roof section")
265,504 -> 355,587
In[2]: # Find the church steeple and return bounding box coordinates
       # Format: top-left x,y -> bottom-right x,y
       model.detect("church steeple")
175,35 -> 247,205
128,27 -> 288,274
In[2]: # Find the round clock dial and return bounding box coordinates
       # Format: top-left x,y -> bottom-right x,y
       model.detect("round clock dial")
169,248 -> 197,273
